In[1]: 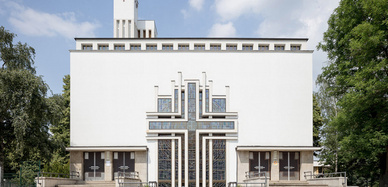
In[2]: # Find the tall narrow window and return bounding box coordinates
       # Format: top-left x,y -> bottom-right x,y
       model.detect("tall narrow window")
138,30 -> 141,38
116,20 -> 120,37
149,30 -> 152,38
143,30 -> 146,38
122,20 -> 126,37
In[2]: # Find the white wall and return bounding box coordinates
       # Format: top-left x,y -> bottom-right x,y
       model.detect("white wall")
70,50 -> 313,147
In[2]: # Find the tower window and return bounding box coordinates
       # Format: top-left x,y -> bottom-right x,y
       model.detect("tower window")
138,30 -> 141,38
149,30 -> 152,38
143,30 -> 146,38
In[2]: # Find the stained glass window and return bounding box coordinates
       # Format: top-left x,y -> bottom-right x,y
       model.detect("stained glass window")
212,99 -> 226,112
174,89 -> 178,112
158,98 -> 172,113
158,140 -> 172,184
213,139 -> 226,186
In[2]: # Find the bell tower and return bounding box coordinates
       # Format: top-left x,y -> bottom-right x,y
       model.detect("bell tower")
113,0 -> 139,38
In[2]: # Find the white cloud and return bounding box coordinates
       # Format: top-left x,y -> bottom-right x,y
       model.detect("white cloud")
189,0 -> 204,11
6,1 -> 100,40
214,0 -> 267,20
208,22 -> 236,37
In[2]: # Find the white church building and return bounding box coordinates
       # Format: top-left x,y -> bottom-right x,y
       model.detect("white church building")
67,0 -> 318,186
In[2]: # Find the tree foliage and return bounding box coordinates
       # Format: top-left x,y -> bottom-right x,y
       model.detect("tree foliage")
317,0 -> 388,186
313,94 -> 323,150
0,26 -> 52,175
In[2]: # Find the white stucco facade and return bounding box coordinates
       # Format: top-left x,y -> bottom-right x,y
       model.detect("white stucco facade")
67,1 -> 318,186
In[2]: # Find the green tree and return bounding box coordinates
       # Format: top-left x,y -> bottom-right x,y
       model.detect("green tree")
43,75 -> 70,174
317,0 -> 388,186
0,26 -> 52,176
313,94 -> 323,154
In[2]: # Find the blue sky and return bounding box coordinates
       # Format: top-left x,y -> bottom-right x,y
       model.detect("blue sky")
0,0 -> 339,95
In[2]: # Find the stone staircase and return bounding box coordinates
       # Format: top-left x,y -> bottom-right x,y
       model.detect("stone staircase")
269,181 -> 328,187
58,180 -> 116,187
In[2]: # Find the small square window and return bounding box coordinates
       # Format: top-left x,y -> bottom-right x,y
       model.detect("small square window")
258,45 -> 269,51
146,44 -> 157,50
291,45 -> 301,51
242,44 -> 253,51
178,44 -> 189,51
210,44 -> 221,51
130,44 -> 141,50
226,44 -> 237,51
162,44 -> 173,50
98,44 -> 109,51
114,44 -> 125,50
194,44 -> 205,50
274,45 -> 285,51
82,44 -> 92,50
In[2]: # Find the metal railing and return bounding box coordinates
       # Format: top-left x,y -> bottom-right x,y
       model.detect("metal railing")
118,181 -> 157,187
304,171 -> 347,186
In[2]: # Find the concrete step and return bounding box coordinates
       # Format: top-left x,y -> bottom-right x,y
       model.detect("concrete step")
269,181 -> 328,187
58,181 -> 115,187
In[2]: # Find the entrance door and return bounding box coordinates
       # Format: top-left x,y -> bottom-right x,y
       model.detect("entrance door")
279,152 -> 300,180
249,152 -> 271,178
84,152 -> 105,181
113,152 -> 135,178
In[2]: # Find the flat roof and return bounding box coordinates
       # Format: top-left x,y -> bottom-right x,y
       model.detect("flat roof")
75,37 -> 309,41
